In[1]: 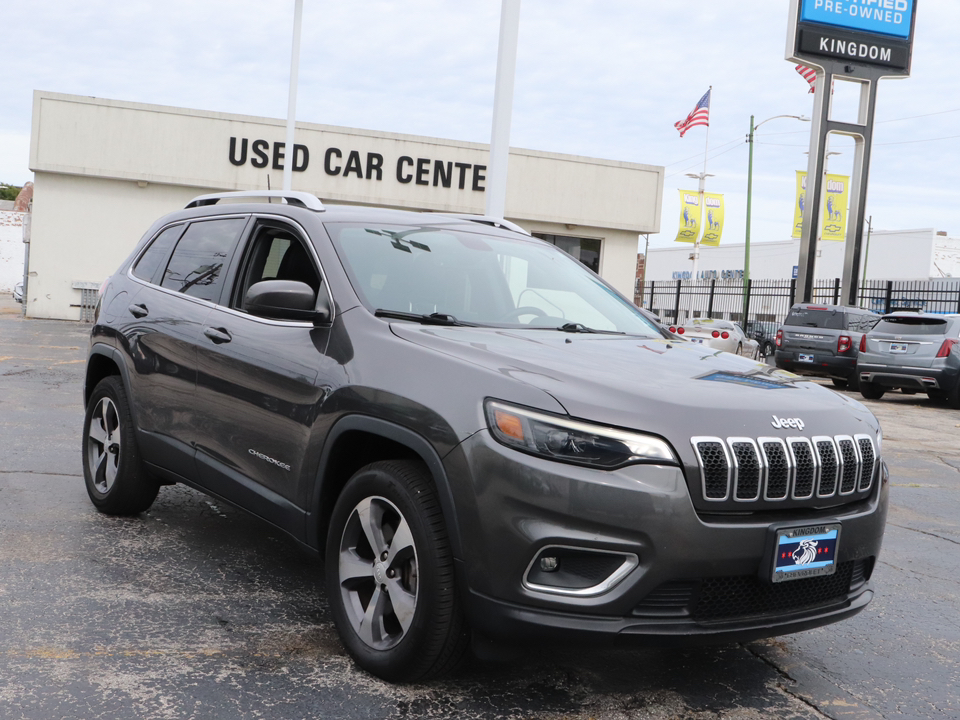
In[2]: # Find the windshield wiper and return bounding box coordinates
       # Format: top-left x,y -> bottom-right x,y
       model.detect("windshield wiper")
558,322 -> 625,335
374,309 -> 471,326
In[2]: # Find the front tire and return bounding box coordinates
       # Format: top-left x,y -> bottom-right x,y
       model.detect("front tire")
326,460 -> 468,682
82,376 -> 159,514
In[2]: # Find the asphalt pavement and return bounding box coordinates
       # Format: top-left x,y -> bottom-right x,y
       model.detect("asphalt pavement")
0,295 -> 957,720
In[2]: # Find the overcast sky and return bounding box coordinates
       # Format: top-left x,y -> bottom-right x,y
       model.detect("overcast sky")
2,0 -> 957,252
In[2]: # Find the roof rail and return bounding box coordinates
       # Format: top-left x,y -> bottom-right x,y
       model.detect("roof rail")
185,191 -> 325,211
435,213 -> 531,236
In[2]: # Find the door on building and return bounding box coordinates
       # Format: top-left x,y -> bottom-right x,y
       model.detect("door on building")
532,233 -> 601,274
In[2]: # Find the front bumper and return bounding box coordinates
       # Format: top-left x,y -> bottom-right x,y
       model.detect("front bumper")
444,431 -> 888,645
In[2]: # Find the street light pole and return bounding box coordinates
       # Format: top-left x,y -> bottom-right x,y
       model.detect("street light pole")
743,114 -> 809,319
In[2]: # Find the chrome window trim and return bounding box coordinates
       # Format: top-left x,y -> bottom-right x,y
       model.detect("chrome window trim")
691,436 -> 731,502
835,435 -> 861,496
812,435 -> 840,498
758,437 -> 792,502
854,433 -> 877,492
727,437 -> 761,502
787,436 -> 818,500
522,545 -> 639,598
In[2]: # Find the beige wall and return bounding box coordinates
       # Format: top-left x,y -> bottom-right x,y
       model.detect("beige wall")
28,91 -> 664,319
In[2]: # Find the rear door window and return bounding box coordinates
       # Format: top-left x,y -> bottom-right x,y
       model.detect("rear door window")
161,218 -> 247,303
785,308 -> 845,329
874,317 -> 948,336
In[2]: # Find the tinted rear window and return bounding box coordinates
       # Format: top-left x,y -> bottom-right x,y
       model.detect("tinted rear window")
132,224 -> 184,283
785,308 -> 845,329
161,218 -> 246,303
874,317 -> 949,336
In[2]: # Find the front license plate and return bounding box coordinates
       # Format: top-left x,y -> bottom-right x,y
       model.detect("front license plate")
798,353 -> 814,363
772,523 -> 841,583
890,342 -> 908,353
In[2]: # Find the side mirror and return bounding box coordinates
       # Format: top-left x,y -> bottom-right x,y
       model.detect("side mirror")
243,280 -> 331,323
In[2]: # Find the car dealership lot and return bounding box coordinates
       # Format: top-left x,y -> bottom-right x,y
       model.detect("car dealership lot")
1,298 -> 957,720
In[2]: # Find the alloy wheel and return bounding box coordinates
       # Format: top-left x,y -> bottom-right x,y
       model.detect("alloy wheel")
338,496 -> 419,650
87,397 -> 122,495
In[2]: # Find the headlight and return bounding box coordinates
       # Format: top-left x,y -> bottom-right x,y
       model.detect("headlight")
484,400 -> 678,469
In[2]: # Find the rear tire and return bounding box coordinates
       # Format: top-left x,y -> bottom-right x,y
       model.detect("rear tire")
831,378 -> 849,389
949,380 -> 960,409
859,381 -> 885,400
326,460 -> 469,682
82,376 -> 159,515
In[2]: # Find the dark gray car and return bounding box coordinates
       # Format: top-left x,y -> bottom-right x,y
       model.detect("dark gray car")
857,312 -> 960,404
775,303 -> 880,389
82,192 -> 889,682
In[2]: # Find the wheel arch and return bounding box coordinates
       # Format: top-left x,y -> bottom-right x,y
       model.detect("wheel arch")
84,345 -> 126,409
308,416 -> 464,561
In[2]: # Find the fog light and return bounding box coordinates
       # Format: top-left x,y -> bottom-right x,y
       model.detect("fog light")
539,556 -> 559,572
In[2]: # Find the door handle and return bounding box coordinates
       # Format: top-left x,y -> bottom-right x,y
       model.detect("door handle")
203,327 -> 232,344
128,303 -> 149,318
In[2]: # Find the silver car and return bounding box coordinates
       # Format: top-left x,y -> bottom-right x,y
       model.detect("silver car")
668,318 -> 760,359
857,312 -> 960,405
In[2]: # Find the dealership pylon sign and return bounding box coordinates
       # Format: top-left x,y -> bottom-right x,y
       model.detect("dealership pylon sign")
786,0 -> 917,306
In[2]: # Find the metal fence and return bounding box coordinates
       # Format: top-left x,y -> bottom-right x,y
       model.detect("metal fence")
638,277 -> 960,334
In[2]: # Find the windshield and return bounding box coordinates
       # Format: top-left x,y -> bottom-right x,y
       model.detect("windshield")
326,223 -> 661,335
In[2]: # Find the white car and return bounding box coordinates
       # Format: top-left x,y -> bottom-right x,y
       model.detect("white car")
667,318 -> 760,359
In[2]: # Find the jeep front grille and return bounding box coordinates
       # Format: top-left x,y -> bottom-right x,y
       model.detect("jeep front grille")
691,434 -> 877,507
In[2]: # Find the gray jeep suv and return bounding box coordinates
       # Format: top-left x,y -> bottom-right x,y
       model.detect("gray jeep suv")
83,192 -> 889,682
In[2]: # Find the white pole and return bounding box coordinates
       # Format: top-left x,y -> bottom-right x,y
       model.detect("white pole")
485,0 -> 522,220
689,87 -> 711,322
282,0 -> 304,193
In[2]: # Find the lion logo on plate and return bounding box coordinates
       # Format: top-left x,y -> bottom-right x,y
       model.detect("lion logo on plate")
792,539 -> 818,566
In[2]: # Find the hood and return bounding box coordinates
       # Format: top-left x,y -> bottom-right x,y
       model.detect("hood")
389,324 -> 879,441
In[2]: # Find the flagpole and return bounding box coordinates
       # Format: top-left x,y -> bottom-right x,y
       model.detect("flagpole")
690,86 -> 711,322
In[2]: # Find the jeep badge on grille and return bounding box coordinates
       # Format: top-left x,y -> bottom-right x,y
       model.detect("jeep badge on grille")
771,416 -> 805,431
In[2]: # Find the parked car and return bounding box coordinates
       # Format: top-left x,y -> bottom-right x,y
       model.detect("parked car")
775,303 -> 880,389
745,320 -> 779,357
667,318 -> 760,359
857,312 -> 960,404
13,282 -> 23,303
83,191 -> 889,682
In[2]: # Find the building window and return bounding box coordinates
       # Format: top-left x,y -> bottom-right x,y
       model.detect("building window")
533,233 -> 601,274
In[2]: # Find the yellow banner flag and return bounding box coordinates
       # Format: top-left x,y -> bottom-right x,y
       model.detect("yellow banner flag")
700,193 -> 725,247
675,190 -> 702,243
792,172 -> 850,242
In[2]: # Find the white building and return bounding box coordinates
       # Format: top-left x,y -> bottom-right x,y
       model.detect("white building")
0,210 -> 26,293
645,229 -> 960,283
26,91 -> 664,320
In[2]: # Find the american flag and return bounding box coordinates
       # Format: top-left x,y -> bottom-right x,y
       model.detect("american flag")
674,89 -> 711,137
796,64 -> 816,93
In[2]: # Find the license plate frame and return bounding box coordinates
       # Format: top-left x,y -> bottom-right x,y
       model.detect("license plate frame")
889,342 -> 908,353
771,523 -> 841,583
798,353 -> 814,363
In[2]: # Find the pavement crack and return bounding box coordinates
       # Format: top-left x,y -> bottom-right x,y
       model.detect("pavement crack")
888,522 -> 960,546
743,643 -> 888,720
